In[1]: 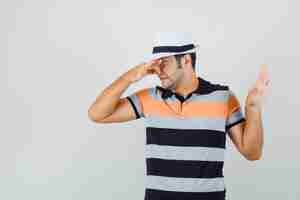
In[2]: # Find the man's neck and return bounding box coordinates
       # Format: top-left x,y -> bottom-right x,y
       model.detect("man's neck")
175,75 -> 199,97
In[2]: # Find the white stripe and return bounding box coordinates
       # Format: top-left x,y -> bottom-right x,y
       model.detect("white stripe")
146,175 -> 225,192
226,109 -> 244,126
145,115 -> 226,131
145,144 -> 225,161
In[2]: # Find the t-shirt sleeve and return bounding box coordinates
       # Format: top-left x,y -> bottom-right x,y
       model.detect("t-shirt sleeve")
126,88 -> 149,119
225,89 -> 246,132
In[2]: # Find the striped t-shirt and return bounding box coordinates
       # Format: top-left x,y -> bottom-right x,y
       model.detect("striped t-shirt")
126,76 -> 246,200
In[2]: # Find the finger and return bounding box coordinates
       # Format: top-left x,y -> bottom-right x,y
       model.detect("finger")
147,64 -> 160,75
154,58 -> 162,65
152,65 -> 161,75
145,60 -> 156,67
257,64 -> 270,85
145,59 -> 162,75
255,64 -> 270,90
146,66 -> 156,74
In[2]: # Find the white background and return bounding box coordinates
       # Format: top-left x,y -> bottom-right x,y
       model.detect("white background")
2,0 -> 299,199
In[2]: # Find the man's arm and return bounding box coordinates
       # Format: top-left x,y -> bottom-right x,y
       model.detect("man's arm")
88,59 -> 162,123
88,74 -> 135,123
227,64 -> 269,161
227,105 -> 263,161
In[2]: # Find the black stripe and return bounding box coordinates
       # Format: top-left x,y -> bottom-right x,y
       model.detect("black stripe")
152,44 -> 195,54
146,158 -> 224,178
225,117 -> 246,132
145,188 -> 226,200
126,97 -> 141,119
146,127 -> 226,148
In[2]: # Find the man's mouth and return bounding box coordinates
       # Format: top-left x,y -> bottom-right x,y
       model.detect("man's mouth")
159,76 -> 168,80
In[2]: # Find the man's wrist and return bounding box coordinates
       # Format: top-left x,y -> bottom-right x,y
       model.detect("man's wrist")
245,103 -> 262,113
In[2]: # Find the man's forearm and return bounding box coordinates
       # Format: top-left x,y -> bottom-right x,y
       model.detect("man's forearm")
242,105 -> 264,160
88,73 -> 132,121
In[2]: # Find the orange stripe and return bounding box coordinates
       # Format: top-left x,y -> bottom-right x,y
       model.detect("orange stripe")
135,88 -> 151,114
228,94 -> 241,116
182,102 -> 227,117
142,91 -> 227,117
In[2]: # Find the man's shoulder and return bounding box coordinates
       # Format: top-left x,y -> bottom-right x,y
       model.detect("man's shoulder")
200,77 -> 229,92
130,87 -> 156,99
133,87 -> 155,93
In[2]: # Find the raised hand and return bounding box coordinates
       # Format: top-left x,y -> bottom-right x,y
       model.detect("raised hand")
245,64 -> 271,110
123,59 -> 163,83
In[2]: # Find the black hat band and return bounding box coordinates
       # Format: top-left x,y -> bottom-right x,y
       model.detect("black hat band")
152,44 -> 195,54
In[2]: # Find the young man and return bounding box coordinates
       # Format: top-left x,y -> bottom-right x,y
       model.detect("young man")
88,32 -> 270,200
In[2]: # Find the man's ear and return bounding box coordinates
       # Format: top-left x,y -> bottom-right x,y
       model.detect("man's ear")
183,54 -> 192,66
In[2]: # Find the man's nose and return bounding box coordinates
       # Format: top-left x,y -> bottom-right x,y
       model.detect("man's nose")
159,63 -> 165,72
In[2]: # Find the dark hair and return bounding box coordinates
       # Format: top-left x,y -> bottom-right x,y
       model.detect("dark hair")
174,52 -> 196,70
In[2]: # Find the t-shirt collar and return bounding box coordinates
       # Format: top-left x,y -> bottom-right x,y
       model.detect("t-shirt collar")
155,76 -> 212,99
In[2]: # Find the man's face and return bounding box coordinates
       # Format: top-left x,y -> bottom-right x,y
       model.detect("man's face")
157,55 -> 184,89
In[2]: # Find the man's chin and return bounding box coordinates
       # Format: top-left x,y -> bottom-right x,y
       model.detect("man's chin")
161,80 -> 174,89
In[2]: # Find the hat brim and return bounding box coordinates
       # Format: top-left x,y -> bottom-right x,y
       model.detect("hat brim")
143,44 -> 199,63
